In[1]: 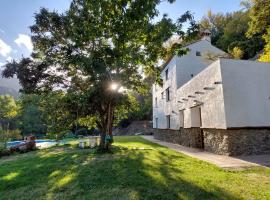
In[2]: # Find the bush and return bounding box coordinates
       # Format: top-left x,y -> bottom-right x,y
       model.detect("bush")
47,130 -> 70,140
75,128 -> 90,136
0,130 -> 22,151
0,148 -> 11,157
0,130 -> 22,143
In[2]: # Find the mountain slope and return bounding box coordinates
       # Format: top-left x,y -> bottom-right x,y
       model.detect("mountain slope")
0,70 -> 20,98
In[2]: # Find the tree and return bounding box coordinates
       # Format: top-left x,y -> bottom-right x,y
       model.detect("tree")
258,28 -> 270,62
2,0 -> 199,149
199,10 -> 231,46
17,94 -> 46,136
200,9 -> 264,59
231,46 -> 244,59
246,0 -> 270,37
39,91 -> 78,138
247,0 -> 270,62
240,0 -> 253,10
0,95 -> 18,131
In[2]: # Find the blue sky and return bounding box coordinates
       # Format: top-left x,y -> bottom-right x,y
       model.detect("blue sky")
0,0 -> 242,67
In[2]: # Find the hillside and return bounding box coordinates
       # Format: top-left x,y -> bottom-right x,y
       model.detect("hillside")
0,70 -> 20,98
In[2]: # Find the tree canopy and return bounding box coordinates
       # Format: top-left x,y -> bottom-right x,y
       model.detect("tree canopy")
2,0 -> 199,149
199,9 -> 264,59
247,0 -> 270,62
0,95 -> 18,131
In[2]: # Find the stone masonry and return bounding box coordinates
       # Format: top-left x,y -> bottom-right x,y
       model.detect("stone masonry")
204,129 -> 270,156
154,128 -> 270,156
153,128 -> 203,148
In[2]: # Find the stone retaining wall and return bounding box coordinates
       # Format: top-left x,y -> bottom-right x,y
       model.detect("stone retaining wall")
154,128 -> 270,156
203,129 -> 230,155
153,128 -> 203,148
204,129 -> 270,156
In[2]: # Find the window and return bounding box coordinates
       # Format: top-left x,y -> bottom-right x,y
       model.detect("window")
179,110 -> 184,128
155,118 -> 158,128
161,92 -> 164,99
196,51 -> 201,56
166,115 -> 171,129
155,97 -> 158,107
166,87 -> 170,102
165,69 -> 169,80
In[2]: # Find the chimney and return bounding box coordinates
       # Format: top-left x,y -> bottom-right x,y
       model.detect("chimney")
201,29 -> 211,43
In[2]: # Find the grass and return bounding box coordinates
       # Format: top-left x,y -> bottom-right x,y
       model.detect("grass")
0,136 -> 269,200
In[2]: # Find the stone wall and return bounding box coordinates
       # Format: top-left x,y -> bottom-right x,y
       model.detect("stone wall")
153,128 -> 203,148
203,129 -> 230,155
154,128 -> 270,156
204,129 -> 270,156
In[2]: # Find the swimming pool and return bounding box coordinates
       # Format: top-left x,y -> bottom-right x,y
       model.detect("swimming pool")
7,140 -> 58,148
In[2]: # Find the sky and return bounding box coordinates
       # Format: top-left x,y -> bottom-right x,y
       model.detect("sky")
0,0 -> 242,68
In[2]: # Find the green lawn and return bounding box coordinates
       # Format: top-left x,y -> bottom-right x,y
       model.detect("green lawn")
0,136 -> 269,200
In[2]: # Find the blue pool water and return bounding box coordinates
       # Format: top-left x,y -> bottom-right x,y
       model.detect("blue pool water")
7,140 -> 57,148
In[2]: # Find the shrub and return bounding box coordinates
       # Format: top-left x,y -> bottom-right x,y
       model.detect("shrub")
47,130 -> 70,140
0,148 -> 11,157
0,130 -> 22,149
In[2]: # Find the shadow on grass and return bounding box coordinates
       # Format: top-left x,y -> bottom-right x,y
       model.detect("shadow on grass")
0,139 -> 243,200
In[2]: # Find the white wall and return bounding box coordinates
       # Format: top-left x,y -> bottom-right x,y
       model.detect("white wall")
176,40 -> 225,88
177,60 -> 227,129
153,39 -> 226,130
221,59 -> 270,128
153,57 -> 179,129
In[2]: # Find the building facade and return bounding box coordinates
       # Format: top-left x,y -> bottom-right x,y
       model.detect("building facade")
152,34 -> 270,155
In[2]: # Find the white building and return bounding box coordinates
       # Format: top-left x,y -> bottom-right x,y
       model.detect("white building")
152,32 -> 270,155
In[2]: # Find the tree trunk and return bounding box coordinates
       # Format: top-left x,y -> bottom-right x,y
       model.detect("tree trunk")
99,131 -> 106,149
98,100 -> 114,151
98,117 -> 107,150
105,100 -> 114,148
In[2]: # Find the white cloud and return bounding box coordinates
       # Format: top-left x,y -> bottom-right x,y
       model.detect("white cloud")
0,38 -> 12,57
0,29 -> 5,34
14,34 -> 33,52
6,56 -> 13,62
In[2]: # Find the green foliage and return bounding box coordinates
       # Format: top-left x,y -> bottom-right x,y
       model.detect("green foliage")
0,129 -> 22,149
0,136 -> 270,199
0,95 -> 18,131
217,11 -> 249,50
2,0 -> 199,147
230,46 -> 244,59
39,92 -> 74,135
127,92 -> 152,121
17,94 -> 46,135
200,9 -> 264,59
246,0 -> 270,37
258,28 -> 270,62
247,0 -> 270,62
0,95 -> 18,120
